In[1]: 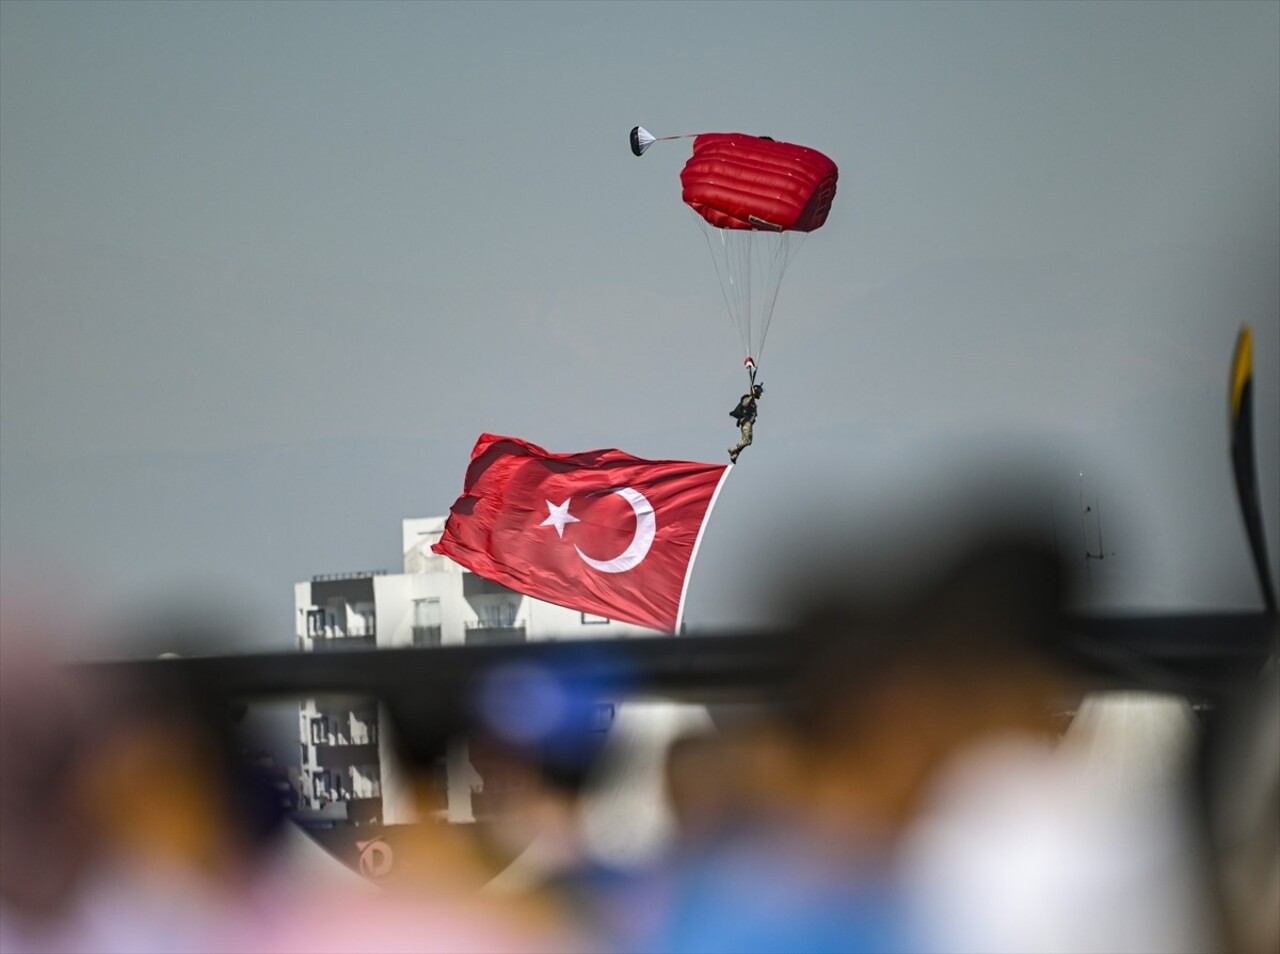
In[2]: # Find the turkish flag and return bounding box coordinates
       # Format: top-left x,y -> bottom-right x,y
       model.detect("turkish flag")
432,434 -> 732,633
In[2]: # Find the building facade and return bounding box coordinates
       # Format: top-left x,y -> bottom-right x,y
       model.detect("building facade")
294,516 -> 658,828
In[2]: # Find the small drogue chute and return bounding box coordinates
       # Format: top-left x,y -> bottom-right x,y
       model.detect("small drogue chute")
631,126 -> 838,383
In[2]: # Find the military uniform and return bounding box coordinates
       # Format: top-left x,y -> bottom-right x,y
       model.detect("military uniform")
728,386 -> 762,463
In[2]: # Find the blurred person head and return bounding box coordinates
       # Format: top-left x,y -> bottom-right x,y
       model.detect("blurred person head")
381,648 -> 620,838
771,528 -> 1084,835
80,663 -> 287,886
463,653 -> 637,910
471,656 -> 619,799
77,607 -> 291,884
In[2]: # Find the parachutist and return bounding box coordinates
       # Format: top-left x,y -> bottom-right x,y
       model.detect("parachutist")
728,383 -> 764,464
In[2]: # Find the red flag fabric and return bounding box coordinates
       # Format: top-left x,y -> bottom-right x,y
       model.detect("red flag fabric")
432,434 -> 731,633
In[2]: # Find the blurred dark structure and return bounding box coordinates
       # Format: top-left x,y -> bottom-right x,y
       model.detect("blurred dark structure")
79,608 -> 1273,720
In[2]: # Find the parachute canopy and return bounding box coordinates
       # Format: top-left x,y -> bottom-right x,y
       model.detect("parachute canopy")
680,133 -> 838,232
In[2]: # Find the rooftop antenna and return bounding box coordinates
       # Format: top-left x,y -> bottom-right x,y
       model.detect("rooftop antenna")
1079,472 -> 1115,590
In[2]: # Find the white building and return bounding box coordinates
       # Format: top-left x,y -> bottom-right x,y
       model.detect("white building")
294,517 -> 658,827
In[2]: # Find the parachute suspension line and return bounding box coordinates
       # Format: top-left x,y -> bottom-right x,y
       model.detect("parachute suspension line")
694,214 -> 806,373
754,231 -> 805,366
697,216 -> 753,361
722,225 -> 752,359
736,228 -> 754,364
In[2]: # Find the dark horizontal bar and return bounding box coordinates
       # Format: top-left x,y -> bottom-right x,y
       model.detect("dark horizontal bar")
77,612 -> 1275,705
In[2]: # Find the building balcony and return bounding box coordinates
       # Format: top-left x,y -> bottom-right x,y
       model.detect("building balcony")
311,571 -> 388,583
462,573 -> 520,597
289,800 -> 349,831
464,621 -> 527,646
311,632 -> 377,651
309,727 -> 379,749
346,797 -> 383,826
315,742 -> 380,771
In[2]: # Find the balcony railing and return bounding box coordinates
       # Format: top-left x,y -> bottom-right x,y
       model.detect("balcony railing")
412,626 -> 442,647
465,623 -> 527,646
312,631 -> 376,651
311,570 -> 389,582
310,727 -> 379,748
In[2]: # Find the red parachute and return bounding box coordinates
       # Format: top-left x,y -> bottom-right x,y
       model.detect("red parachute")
632,127 -> 839,380
679,133 -> 838,233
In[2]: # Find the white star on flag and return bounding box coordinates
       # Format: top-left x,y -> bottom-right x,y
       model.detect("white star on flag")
540,499 -> 580,538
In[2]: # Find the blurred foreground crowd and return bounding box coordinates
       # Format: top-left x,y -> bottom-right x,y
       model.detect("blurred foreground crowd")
1,531 -> 1276,954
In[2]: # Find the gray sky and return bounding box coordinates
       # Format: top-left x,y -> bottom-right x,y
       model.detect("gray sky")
2,1 -> 1277,655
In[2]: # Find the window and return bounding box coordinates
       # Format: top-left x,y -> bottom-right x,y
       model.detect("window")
581,612 -> 610,625
478,601 -> 517,627
412,598 -> 441,647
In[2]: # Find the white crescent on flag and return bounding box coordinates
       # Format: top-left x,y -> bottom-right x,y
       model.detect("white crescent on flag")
575,487 -> 656,573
